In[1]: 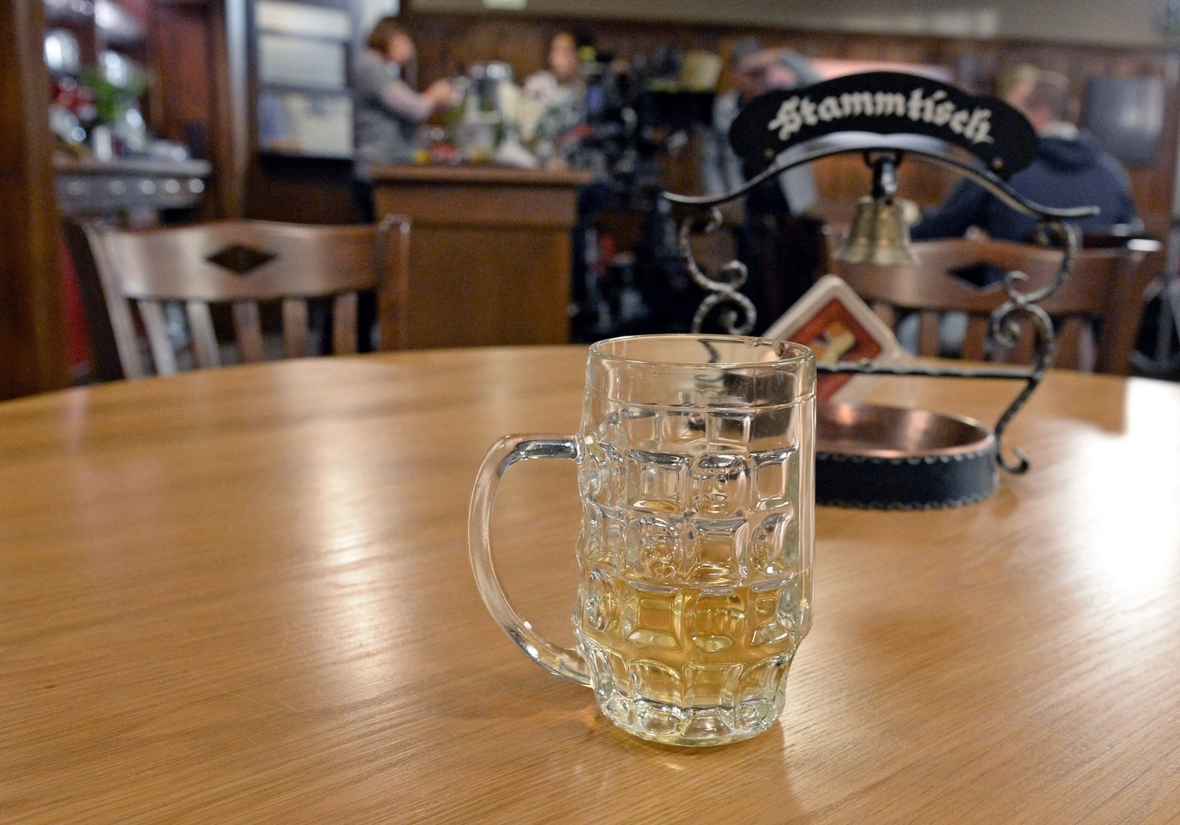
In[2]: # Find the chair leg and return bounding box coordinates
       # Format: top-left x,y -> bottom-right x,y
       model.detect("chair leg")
186,301 -> 221,369
138,300 -> 179,376
233,302 -> 265,363
333,292 -> 359,354
282,299 -> 311,359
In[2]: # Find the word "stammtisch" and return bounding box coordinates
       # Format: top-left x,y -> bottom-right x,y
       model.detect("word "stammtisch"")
767,87 -> 995,145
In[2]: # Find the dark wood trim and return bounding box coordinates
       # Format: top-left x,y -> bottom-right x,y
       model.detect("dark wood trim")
0,0 -> 70,399
209,0 -> 249,218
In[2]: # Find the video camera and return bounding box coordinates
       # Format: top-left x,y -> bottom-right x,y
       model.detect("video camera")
573,44 -> 716,187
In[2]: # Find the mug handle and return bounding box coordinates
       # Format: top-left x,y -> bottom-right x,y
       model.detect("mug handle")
468,434 -> 591,687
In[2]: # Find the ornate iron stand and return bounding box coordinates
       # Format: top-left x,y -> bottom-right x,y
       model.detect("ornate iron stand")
664,143 -> 1097,477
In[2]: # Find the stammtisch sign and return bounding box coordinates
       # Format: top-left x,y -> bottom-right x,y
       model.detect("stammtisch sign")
730,71 -> 1038,178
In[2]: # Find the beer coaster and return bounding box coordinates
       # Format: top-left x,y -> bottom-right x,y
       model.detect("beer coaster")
763,274 -> 904,400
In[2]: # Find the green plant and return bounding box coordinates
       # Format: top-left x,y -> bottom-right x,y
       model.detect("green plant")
79,67 -> 145,124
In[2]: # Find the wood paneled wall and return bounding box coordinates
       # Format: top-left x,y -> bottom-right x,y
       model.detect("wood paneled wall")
237,9 -> 1180,233
404,11 -> 1180,237
147,0 -> 240,222
149,4 -> 214,154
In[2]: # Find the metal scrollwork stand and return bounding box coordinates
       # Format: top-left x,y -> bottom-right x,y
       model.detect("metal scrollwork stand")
665,144 -> 1097,474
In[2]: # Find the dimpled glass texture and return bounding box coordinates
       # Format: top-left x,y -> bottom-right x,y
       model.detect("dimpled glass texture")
574,335 -> 815,746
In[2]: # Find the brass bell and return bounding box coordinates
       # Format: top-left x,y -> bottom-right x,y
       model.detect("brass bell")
833,195 -> 921,267
833,152 -> 921,267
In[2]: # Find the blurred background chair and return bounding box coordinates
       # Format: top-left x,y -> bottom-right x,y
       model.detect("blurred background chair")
83,217 -> 410,378
833,236 -> 1160,374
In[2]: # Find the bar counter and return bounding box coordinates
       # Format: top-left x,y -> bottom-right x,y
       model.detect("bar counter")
370,163 -> 592,349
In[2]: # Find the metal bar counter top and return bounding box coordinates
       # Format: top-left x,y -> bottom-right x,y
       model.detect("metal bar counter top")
2,347 -> 1178,823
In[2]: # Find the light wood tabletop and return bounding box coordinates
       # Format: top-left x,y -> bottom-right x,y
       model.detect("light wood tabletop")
2,347 -> 1179,824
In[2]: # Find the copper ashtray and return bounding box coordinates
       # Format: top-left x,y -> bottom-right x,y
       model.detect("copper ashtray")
816,401 -> 998,509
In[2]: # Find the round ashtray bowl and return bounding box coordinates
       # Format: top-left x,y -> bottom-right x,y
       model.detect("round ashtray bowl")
816,401 -> 997,509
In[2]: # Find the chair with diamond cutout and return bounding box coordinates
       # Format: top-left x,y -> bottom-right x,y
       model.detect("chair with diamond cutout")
84,217 -> 411,378
832,235 -> 1160,374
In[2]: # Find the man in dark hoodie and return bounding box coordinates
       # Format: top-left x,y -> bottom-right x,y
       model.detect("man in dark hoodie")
911,68 -> 1141,246
898,68 -> 1142,355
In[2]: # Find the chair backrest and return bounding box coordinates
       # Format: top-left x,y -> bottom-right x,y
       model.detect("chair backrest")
833,236 -> 1160,373
85,217 -> 410,378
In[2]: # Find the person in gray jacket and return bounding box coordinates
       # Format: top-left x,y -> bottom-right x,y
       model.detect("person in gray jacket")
352,18 -> 453,220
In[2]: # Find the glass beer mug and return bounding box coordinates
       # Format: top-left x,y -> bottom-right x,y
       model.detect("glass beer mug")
469,335 -> 816,746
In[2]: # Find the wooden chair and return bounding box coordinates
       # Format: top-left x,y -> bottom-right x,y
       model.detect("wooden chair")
84,217 -> 411,378
833,236 -> 1161,374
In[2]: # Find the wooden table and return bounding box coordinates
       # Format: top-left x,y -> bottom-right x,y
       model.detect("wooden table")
370,165 -> 590,350
3,348 -> 1179,824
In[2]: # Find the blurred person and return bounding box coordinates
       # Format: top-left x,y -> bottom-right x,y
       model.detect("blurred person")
699,37 -> 760,204
520,31 -> 589,167
701,43 -> 822,216
912,67 -> 1141,248
348,18 -> 452,351
905,67 -> 1142,356
700,45 -> 826,332
520,31 -> 618,340
352,17 -> 454,221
